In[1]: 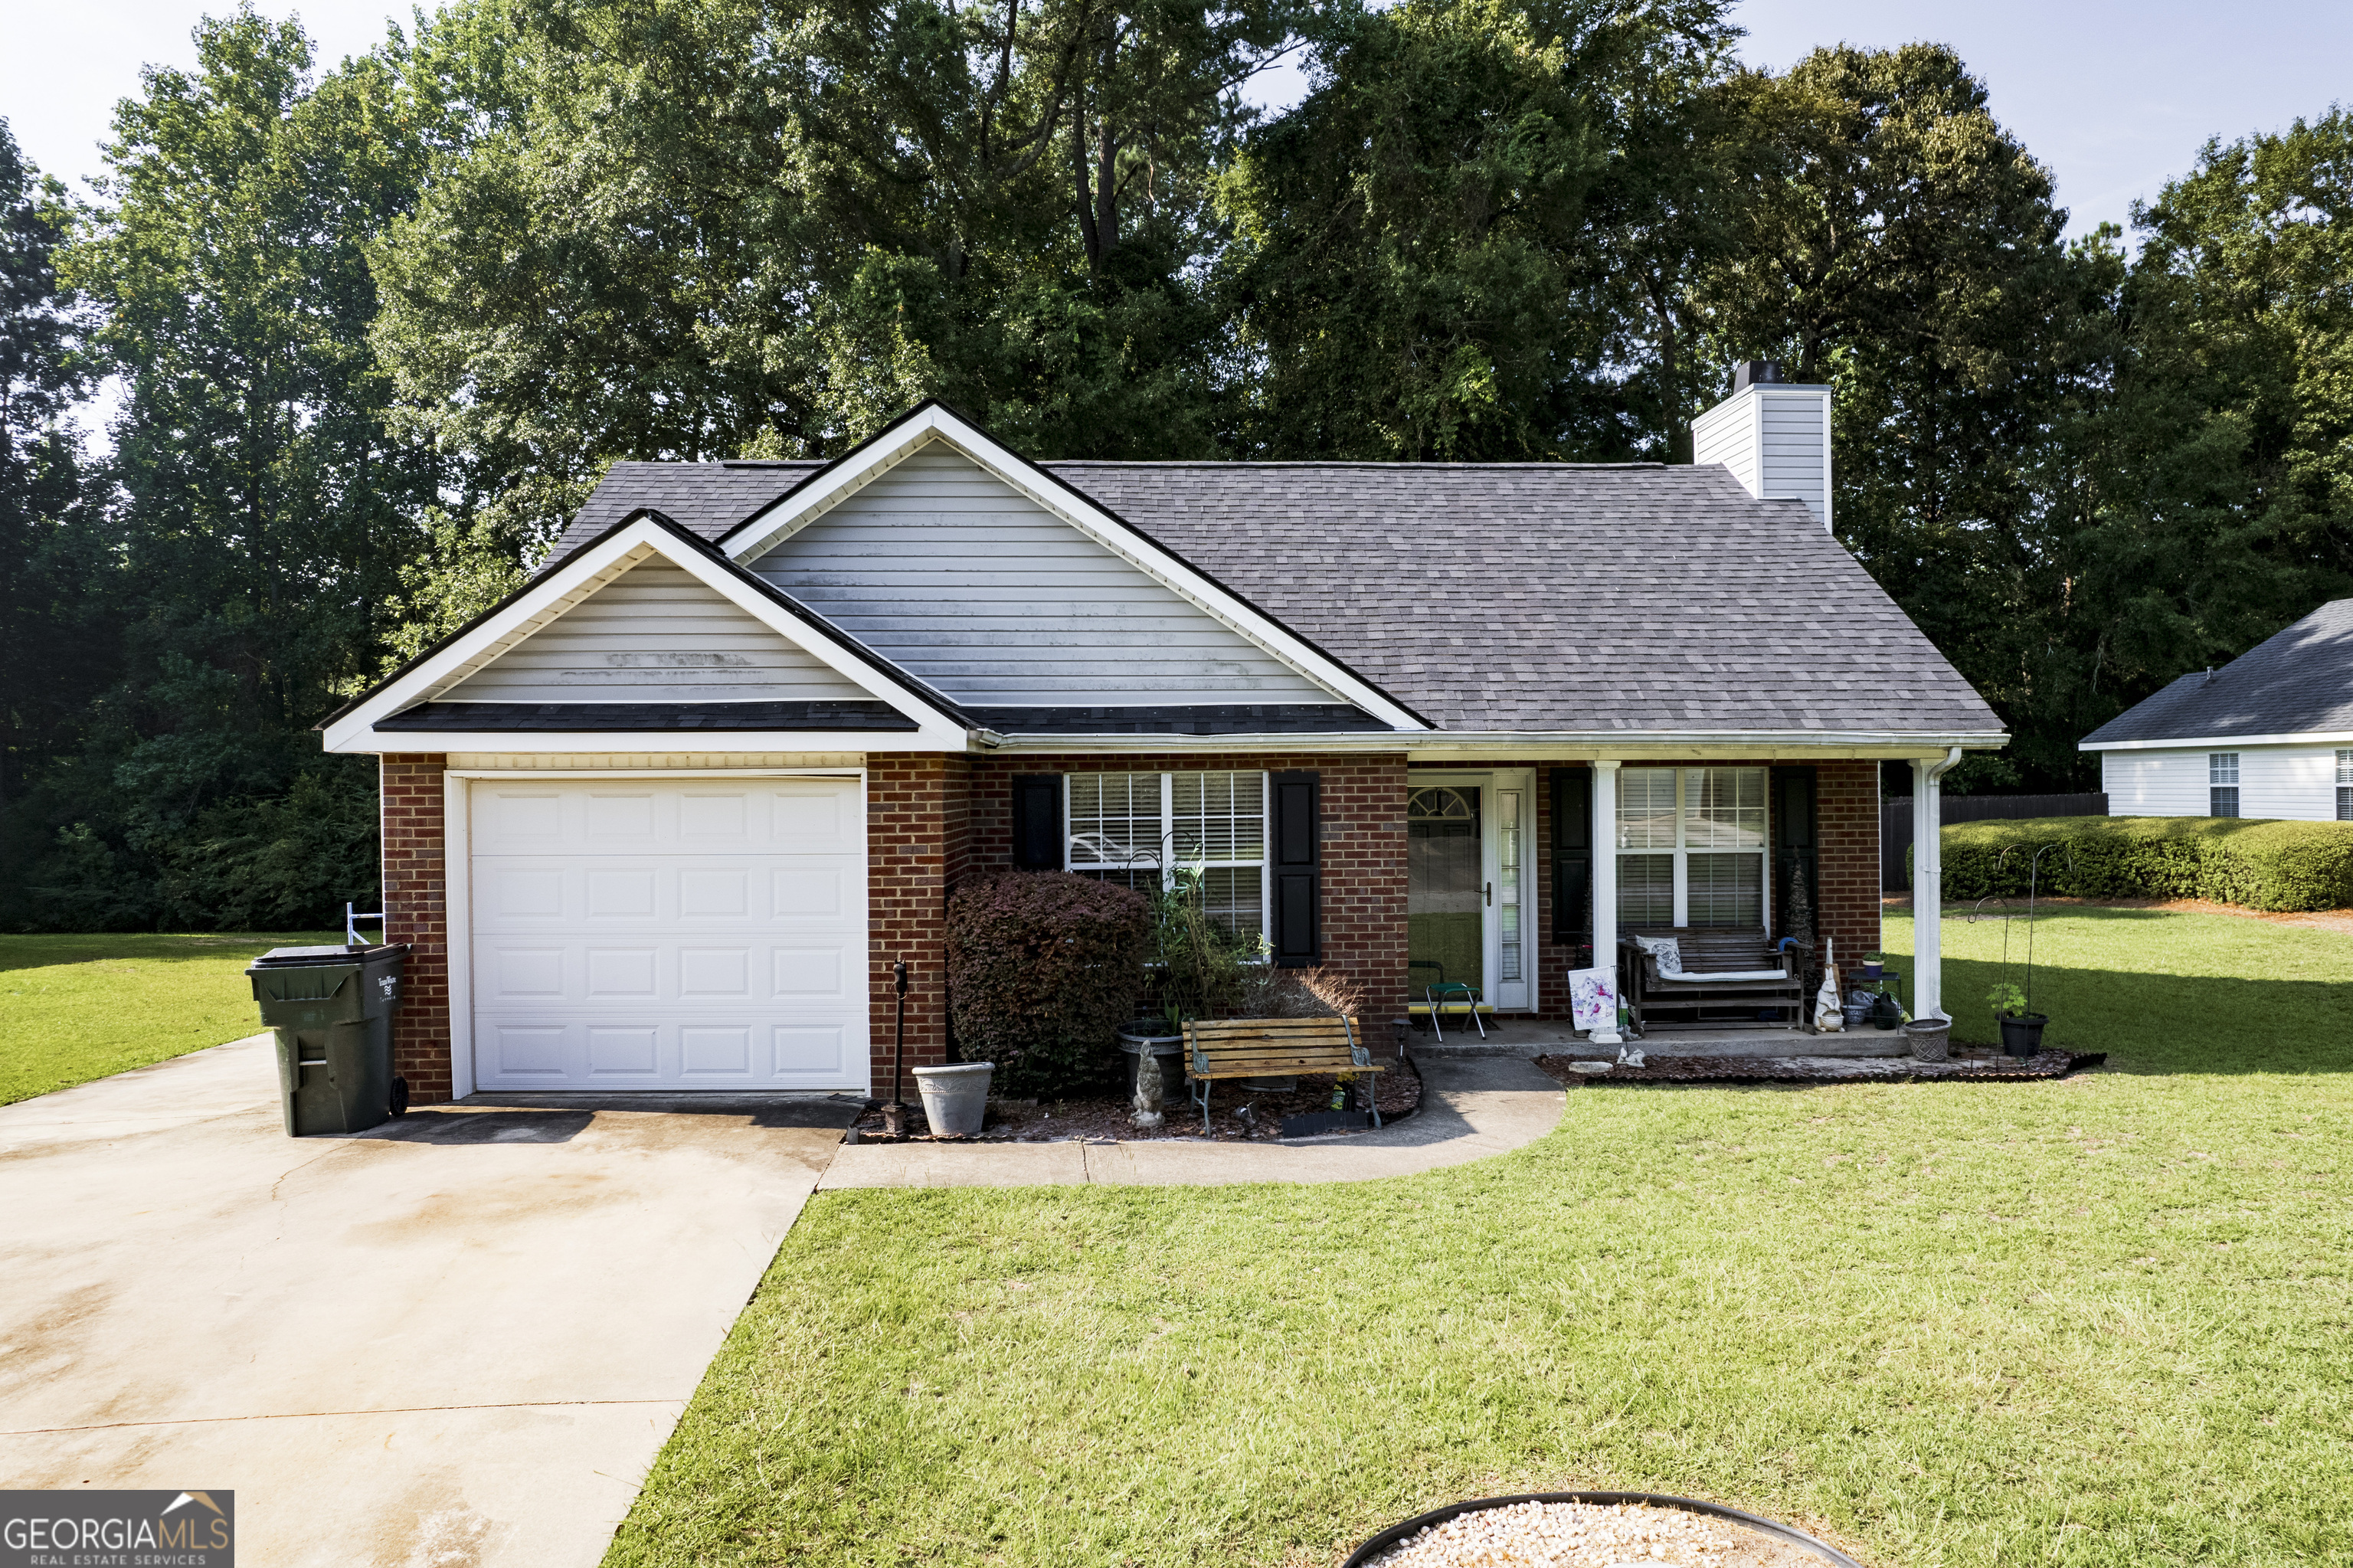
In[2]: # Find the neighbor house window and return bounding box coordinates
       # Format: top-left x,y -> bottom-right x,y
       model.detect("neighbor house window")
1067,771 -> 1266,938
2209,753 -> 2240,817
2338,750 -> 2352,821
1615,767 -> 1767,928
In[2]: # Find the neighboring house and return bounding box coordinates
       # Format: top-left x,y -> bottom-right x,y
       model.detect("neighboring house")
324,375 -> 2003,1104
2080,598 -> 2353,822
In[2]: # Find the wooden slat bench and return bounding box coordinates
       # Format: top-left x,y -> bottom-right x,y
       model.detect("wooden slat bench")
1181,1016 -> 1385,1133
1617,926 -> 1810,1034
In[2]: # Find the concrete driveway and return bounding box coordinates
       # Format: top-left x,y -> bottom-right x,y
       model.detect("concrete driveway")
0,1035 -> 857,1567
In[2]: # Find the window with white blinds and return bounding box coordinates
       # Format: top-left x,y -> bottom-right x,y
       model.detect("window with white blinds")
1615,767 -> 1769,928
1067,771 -> 1267,938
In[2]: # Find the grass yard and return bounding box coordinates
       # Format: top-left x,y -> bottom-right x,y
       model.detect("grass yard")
0,931 -> 338,1105
610,905 -> 2353,1568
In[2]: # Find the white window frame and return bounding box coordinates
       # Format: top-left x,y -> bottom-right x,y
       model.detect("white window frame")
1615,766 -> 1772,931
2209,751 -> 2240,818
1064,770 -> 1271,940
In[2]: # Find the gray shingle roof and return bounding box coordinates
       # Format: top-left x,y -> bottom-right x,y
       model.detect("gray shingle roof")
2082,597 -> 2353,745
544,456 -> 2001,737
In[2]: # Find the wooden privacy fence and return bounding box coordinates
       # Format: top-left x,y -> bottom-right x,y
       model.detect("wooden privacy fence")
1880,793 -> 2109,892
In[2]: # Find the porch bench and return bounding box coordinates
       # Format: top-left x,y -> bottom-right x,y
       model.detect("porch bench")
1181,1016 -> 1384,1133
1618,926 -> 1810,1035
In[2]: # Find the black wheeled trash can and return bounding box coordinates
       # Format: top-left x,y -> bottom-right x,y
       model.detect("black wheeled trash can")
247,944 -> 412,1136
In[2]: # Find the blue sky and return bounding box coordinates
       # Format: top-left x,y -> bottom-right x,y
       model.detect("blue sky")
6,0 -> 2347,240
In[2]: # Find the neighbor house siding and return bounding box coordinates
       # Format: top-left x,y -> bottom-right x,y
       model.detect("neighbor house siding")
441,558 -> 869,704
2104,744 -> 2346,820
381,754 -> 454,1104
747,442 -> 1333,707
964,751 -> 1411,1018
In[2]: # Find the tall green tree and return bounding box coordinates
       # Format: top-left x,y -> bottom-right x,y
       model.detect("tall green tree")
1676,45 -> 2119,787
1216,0 -> 1738,460
2052,110 -> 2353,765
19,7 -> 434,927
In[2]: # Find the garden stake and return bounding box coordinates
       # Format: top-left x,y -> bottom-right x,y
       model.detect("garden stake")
882,961 -> 910,1137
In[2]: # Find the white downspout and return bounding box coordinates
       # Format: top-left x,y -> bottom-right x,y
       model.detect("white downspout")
1589,761 -> 1622,1046
1910,747 -> 1964,1021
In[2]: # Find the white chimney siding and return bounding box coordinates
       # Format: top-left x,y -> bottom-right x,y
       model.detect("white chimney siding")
1691,378 -> 1834,532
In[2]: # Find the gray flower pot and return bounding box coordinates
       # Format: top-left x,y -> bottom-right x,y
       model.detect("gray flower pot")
1903,1018 -> 1951,1061
912,1062 -> 993,1137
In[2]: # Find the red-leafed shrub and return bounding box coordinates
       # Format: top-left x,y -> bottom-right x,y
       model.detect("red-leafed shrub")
947,871 -> 1150,1094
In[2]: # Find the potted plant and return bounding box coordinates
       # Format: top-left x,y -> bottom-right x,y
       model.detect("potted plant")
1859,951 -> 1887,980
1987,981 -> 2047,1057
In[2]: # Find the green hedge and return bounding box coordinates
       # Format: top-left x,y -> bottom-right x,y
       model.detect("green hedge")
1931,815 -> 2353,912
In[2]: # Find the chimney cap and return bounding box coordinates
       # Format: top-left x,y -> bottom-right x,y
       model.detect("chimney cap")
1732,360 -> 1785,393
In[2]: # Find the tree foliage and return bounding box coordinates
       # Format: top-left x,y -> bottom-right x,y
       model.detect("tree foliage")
8,2 -> 2353,929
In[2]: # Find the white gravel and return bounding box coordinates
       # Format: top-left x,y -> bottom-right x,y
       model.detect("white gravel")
1363,1499 -> 1831,1568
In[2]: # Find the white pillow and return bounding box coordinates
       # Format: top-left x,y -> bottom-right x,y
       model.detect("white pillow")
1632,935 -> 1684,977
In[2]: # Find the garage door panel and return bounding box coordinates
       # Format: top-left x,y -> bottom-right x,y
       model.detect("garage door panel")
469,777 -> 867,1092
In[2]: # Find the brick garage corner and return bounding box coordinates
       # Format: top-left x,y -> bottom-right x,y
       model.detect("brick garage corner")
381,755 -> 453,1103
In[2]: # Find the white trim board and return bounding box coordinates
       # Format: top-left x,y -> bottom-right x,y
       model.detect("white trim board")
717,405 -> 1427,732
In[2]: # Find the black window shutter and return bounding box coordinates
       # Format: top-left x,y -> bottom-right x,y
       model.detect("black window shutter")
1269,770 -> 1320,967
1770,766 -> 1819,943
1550,768 -> 1592,965
1011,774 -> 1063,870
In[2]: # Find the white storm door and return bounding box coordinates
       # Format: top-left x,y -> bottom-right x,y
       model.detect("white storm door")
469,777 -> 867,1091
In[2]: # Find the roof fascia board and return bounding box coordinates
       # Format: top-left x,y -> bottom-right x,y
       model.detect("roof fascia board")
981,728 -> 2006,758
322,515 -> 969,752
2082,731 -> 2353,751
716,403 -> 1430,732
333,728 -> 970,755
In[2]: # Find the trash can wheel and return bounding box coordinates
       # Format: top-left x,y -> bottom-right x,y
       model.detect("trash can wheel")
390,1075 -> 410,1118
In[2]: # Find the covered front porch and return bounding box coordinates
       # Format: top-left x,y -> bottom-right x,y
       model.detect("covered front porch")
1397,747 -> 1968,1046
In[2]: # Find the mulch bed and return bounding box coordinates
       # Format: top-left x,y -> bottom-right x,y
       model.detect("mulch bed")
847,1056 -> 1423,1144
1533,1048 -> 2107,1087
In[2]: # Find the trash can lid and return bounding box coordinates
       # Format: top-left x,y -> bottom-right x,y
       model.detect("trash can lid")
247,943 -> 410,969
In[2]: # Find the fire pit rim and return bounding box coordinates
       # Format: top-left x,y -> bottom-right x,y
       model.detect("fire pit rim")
1340,1489 -> 1864,1567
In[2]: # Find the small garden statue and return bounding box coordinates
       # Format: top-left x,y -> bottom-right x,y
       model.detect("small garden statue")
1131,1049 -> 1166,1131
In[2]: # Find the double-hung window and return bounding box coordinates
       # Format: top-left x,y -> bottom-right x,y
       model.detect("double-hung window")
1066,771 -> 1268,939
2338,750 -> 2352,822
2209,753 -> 2240,818
1615,767 -> 1768,928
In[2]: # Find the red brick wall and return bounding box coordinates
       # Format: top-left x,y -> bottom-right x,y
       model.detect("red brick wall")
866,755 -> 969,1094
964,752 -> 1412,1018
381,755 -> 453,1103
1815,758 -> 1883,964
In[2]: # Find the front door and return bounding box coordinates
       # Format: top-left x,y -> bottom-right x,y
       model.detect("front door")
1407,771 -> 1534,1013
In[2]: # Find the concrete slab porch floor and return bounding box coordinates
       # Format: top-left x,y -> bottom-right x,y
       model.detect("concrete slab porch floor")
1414,1017 -> 1915,1059
0,1035 -> 857,1568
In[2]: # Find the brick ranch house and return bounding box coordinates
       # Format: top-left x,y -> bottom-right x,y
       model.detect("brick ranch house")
324,381 -> 2003,1103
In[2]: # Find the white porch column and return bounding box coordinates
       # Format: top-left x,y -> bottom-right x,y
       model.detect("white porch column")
1910,748 -> 1962,1021
1589,760 -> 1622,1045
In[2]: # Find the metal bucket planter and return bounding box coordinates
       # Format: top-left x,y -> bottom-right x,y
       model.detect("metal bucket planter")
1342,1491 -> 1862,1567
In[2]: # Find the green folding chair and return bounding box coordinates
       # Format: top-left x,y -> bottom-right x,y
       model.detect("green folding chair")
1409,958 -> 1484,1041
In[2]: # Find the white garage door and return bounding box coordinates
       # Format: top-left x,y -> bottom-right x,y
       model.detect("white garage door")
468,777 -> 867,1092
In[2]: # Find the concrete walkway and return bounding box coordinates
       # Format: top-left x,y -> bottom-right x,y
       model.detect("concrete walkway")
0,1035 -> 856,1568
819,1053 -> 1565,1189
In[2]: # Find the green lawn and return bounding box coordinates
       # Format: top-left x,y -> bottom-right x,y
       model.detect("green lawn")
610,905 -> 2353,1568
0,931 -> 337,1105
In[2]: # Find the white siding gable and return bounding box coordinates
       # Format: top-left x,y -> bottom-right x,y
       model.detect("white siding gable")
440,558 -> 873,704
747,444 -> 1337,707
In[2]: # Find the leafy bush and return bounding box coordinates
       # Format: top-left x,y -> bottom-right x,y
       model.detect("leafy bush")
946,872 -> 1150,1095
1936,815 -> 2353,912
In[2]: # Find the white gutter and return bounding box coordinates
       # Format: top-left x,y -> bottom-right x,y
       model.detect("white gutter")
2082,730 -> 2353,751
980,729 -> 2007,758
